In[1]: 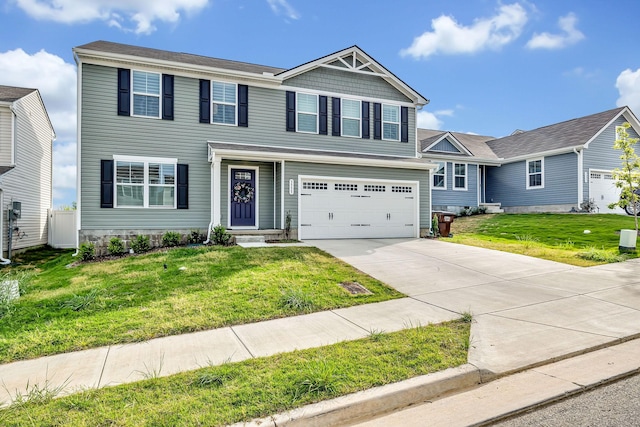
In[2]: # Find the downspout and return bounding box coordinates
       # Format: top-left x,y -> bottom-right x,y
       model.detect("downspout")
0,189 -> 11,264
574,147 -> 583,207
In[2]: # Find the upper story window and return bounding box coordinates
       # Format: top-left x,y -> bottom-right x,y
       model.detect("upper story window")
382,104 -> 400,141
212,81 -> 237,125
342,98 -> 361,138
115,155 -> 176,208
132,71 -> 161,118
433,161 -> 446,189
527,158 -> 544,189
454,163 -> 467,190
297,93 -> 318,133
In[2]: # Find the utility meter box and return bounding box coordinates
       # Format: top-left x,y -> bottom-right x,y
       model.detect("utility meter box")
11,201 -> 21,219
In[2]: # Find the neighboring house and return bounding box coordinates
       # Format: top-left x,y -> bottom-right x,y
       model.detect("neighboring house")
419,106 -> 640,214
73,41 -> 434,251
0,85 -> 54,260
419,129 -> 500,213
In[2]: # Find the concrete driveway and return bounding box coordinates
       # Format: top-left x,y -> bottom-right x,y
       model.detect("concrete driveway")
312,238 -> 640,377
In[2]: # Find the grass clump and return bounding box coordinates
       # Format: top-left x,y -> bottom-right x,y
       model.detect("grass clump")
577,247 -> 629,263
280,288 -> 315,312
0,321 -> 469,426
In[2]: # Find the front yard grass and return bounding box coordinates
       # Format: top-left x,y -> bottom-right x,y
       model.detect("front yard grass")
450,213 -> 639,266
0,320 -> 470,426
0,246 -> 403,364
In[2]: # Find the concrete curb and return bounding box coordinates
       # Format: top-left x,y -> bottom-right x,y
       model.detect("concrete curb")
230,364 -> 481,427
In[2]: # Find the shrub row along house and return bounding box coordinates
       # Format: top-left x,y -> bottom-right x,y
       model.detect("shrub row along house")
71,41 -> 640,252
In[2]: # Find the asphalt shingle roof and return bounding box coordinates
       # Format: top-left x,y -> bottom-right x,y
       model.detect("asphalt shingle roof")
75,41 -> 286,76
0,85 -> 36,103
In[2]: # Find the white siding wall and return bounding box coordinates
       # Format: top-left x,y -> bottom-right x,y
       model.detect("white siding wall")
0,107 -> 13,166
0,91 -> 53,253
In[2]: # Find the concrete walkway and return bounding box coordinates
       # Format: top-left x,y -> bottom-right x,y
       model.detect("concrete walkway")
2,238 -> 640,424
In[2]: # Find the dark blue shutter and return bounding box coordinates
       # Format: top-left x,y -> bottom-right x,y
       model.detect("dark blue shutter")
319,96 -> 328,135
238,84 -> 248,127
362,101 -> 370,139
117,69 -> 130,116
373,103 -> 382,140
177,164 -> 188,209
286,91 -> 296,132
332,97 -> 341,136
199,80 -> 210,123
100,160 -> 114,208
162,74 -> 174,120
401,106 -> 409,142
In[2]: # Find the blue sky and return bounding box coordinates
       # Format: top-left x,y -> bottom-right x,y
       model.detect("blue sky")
1,0 -> 639,208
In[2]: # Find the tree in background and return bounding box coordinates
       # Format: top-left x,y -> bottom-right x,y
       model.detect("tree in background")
609,122 -> 640,232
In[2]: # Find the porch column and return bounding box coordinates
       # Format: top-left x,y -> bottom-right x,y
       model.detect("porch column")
212,154 -> 222,226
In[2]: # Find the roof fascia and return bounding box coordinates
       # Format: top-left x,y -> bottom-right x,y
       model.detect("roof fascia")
278,46 -> 428,106
422,132 -> 472,156
500,145 -> 584,164
584,107 -> 640,148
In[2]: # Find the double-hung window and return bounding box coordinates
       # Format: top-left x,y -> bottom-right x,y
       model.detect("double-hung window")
382,104 -> 400,141
212,81 -> 237,125
132,71 -> 161,118
342,98 -> 361,137
454,163 -> 467,190
297,93 -> 318,133
433,161 -> 446,189
115,156 -> 176,208
527,158 -> 544,189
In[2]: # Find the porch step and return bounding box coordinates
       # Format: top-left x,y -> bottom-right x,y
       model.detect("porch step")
234,235 -> 266,244
480,203 -> 504,214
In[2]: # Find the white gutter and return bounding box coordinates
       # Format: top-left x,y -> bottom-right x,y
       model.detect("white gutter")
500,145 -> 585,165
0,189 -> 11,264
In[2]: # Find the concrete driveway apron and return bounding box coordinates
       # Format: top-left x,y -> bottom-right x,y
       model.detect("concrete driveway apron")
312,238 -> 640,377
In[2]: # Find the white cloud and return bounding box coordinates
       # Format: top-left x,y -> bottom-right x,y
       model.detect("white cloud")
266,0 -> 299,20
400,3 -> 528,59
616,68 -> 640,116
526,12 -> 584,49
417,110 -> 444,129
14,0 -> 208,34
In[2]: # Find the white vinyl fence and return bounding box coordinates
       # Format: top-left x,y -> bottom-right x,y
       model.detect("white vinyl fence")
48,210 -> 77,249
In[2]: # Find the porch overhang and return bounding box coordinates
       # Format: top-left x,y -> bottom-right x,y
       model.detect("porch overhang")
207,141 -> 438,171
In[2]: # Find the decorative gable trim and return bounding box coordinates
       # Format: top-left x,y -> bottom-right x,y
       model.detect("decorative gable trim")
584,106 -> 640,148
422,132 -> 472,156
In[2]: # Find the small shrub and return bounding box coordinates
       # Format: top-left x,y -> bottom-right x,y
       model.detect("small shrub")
284,211 -> 292,239
211,225 -> 232,246
78,242 -> 95,261
187,229 -> 205,244
460,311 -> 473,323
162,231 -> 181,247
131,235 -> 151,253
280,288 -> 314,312
107,237 -> 125,256
431,213 -> 440,237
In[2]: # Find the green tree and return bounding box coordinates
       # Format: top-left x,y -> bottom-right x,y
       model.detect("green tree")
609,122 -> 640,231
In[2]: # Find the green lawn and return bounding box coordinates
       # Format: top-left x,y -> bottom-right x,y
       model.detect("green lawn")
0,320 -> 470,426
0,246 -> 403,363
450,213 -> 639,266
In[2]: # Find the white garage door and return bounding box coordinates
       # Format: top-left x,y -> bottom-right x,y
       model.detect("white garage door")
299,177 -> 418,239
589,170 -> 624,214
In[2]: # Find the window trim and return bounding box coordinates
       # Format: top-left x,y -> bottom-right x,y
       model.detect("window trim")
526,158 -> 545,190
453,162 -> 467,191
296,92 -> 319,134
341,98 -> 361,138
113,155 -> 178,209
433,161 -> 447,190
382,104 -> 400,141
131,70 -> 161,119
211,80 -> 238,126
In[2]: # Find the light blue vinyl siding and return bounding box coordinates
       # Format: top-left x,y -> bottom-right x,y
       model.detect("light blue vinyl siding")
282,162 -> 430,229
429,139 -> 462,154
431,162 -> 478,207
486,153 -> 578,207
582,117 -> 640,201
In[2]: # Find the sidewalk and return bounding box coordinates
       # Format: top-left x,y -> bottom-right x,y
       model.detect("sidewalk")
2,238 -> 640,425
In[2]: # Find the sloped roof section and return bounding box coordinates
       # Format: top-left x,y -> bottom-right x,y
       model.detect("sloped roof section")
75,41 -> 286,75
418,128 -> 498,159
487,107 -> 627,159
0,85 -> 36,103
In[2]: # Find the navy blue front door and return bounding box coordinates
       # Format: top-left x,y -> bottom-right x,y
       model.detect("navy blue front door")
230,168 -> 256,227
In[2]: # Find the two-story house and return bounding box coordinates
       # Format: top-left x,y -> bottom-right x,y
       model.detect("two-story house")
0,86 -> 54,260
73,41 -> 434,250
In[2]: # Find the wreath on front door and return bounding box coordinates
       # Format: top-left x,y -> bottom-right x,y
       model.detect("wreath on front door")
233,182 -> 254,203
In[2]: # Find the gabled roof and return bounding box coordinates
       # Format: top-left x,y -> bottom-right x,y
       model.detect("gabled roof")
486,107 -> 631,159
74,41 -> 286,76
0,85 -> 36,103
418,128 -> 498,160
277,45 -> 429,106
